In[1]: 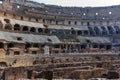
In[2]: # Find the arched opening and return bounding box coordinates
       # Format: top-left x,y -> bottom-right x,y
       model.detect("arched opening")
14,24 -> 20,31
81,45 -> 86,49
38,28 -> 43,33
7,43 -> 14,48
58,29 -> 64,34
88,27 -> 95,35
30,27 -> 36,32
114,26 -> 120,34
87,22 -> 90,26
77,30 -> 82,35
106,45 -> 112,50
25,43 -> 31,49
65,30 -> 71,35
107,26 -> 115,35
100,45 -> 105,49
84,31 -> 89,35
51,29 -> 57,34
94,27 -> 101,35
0,62 -> 8,67
4,23 -> 12,30
107,71 -> 119,79
71,28 -> 76,35
0,42 -> 4,48
23,26 -> 29,32
101,26 -> 108,35
93,44 -> 98,48
0,21 -> 3,29
33,43 -> 39,48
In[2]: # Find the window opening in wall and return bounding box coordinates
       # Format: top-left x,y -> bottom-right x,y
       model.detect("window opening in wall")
38,28 -> 43,33
114,26 -> 120,34
81,22 -> 83,25
77,31 -> 82,35
107,26 -> 114,34
30,27 -> 36,32
84,31 -> 88,35
8,43 -> 14,48
74,21 -> 77,25
68,21 -> 71,25
25,43 -> 31,49
87,22 -> 90,26
0,43 -> 4,48
88,27 -> 95,35
43,19 -> 45,23
14,24 -> 20,31
58,29 -> 64,34
14,51 -> 20,55
36,18 -> 38,22
56,21 -> 58,25
16,37 -> 22,41
65,30 -> 71,35
100,45 -> 104,49
71,28 -> 76,35
23,26 -> 28,31
101,26 -> 107,35
51,29 -> 57,34
93,45 -> 98,48
4,19 -> 12,30
94,27 -> 101,35
33,44 -> 39,47
21,16 -> 23,20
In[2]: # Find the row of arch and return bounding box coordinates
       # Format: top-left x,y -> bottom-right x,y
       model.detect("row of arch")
2,22 -> 120,36
4,23 -> 90,35
88,26 -> 120,36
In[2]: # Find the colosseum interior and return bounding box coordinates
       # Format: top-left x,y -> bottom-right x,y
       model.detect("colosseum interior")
0,0 -> 119,80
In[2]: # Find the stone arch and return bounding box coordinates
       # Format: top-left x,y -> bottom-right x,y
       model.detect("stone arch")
107,26 -> 115,35
106,45 -> 112,50
100,45 -> 105,49
93,44 -> 98,48
4,23 -> 12,30
14,24 -> 20,31
88,27 -> 95,35
22,26 -> 29,31
25,43 -> 31,49
114,26 -> 120,34
81,45 -> 86,49
58,29 -> 64,34
65,30 -> 71,35
7,43 -> 14,48
101,26 -> 108,35
51,29 -> 57,34
30,27 -> 36,32
38,28 -> 43,33
94,27 -> 101,35
84,31 -> 89,35
71,29 -> 76,35
77,30 -> 82,35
